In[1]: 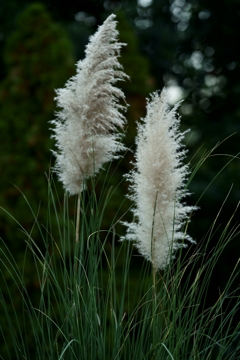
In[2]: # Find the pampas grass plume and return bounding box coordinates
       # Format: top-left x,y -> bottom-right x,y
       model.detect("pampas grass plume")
124,89 -> 196,270
50,14 -> 128,195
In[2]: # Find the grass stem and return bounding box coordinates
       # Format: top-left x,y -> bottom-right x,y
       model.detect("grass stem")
75,193 -> 81,243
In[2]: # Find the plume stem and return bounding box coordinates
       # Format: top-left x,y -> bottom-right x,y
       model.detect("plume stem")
75,193 -> 81,243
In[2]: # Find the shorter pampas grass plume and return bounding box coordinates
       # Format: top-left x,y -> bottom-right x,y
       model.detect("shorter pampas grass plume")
50,14 -> 128,195
124,88 -> 197,270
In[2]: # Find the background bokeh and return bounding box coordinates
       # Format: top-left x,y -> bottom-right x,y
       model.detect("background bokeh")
0,0 -> 240,357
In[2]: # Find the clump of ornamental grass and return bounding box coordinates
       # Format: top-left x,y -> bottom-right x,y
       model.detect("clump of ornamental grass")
123,89 -> 197,271
1,166 -> 239,360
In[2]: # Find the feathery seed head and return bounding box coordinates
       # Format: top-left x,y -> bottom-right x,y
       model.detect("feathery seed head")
50,14 -> 129,195
124,88 -> 196,271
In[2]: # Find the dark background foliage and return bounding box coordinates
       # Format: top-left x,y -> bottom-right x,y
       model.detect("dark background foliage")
0,0 -> 239,357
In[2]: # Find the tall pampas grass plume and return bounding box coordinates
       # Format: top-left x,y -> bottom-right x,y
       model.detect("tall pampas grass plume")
50,14 -> 129,195
124,89 -> 197,271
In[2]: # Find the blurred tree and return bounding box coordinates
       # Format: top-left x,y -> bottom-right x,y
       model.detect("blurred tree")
0,1 -> 75,240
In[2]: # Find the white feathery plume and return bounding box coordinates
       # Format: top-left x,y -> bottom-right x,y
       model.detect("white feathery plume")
124,89 -> 196,271
50,14 -> 128,195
